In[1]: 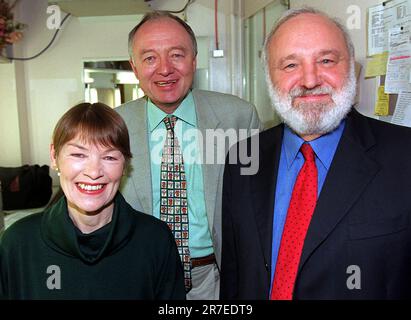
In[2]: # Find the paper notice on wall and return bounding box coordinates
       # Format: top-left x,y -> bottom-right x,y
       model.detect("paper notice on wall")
391,91 -> 411,127
365,52 -> 389,78
367,0 -> 411,56
374,86 -> 390,116
385,27 -> 411,94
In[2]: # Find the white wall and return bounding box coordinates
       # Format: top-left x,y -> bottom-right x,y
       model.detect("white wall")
290,0 -> 382,119
11,0 -> 140,183
244,0 -> 279,18
6,0 -> 239,184
3,0 -> 389,176
245,1 -> 287,128
0,63 -> 22,167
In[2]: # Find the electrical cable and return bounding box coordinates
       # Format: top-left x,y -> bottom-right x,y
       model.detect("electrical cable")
2,13 -> 71,61
4,0 -> 193,61
163,0 -> 193,14
214,0 -> 219,50
9,0 -> 19,11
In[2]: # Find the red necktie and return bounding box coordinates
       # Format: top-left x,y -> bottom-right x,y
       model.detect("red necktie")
271,143 -> 318,300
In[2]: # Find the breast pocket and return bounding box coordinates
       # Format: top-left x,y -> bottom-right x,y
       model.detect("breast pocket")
348,213 -> 409,240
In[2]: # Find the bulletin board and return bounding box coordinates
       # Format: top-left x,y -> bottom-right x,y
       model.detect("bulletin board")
365,0 -> 411,126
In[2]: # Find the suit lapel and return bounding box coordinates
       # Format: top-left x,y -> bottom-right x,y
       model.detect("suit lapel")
128,99 -> 153,215
298,111 -> 380,272
193,90 -> 221,231
252,126 -> 283,269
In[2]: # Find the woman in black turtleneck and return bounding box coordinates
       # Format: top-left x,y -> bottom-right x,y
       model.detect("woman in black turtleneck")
0,103 -> 185,300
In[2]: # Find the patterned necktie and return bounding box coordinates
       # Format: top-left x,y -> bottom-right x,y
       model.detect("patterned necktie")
271,143 -> 318,300
159,116 -> 192,292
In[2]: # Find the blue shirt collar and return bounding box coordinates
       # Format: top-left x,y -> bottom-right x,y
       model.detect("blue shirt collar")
283,120 -> 346,170
147,91 -> 197,132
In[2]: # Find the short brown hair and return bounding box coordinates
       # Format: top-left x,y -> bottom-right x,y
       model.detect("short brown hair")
128,11 -> 198,62
52,103 -> 132,162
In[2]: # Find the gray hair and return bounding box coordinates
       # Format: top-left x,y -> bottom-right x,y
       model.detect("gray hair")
128,11 -> 198,63
262,7 -> 355,68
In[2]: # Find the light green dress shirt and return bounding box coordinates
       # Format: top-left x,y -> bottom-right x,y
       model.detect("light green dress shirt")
147,92 -> 213,258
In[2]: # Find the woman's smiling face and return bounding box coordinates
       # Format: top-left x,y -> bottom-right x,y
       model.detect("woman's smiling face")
51,136 -> 125,216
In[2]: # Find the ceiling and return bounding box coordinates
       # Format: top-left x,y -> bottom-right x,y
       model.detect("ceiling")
48,0 -> 154,17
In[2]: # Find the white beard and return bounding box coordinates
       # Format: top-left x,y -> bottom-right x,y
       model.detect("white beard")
266,62 -> 357,137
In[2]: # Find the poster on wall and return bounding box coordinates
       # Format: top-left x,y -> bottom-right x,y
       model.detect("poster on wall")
385,26 -> 411,93
367,0 -> 411,56
391,91 -> 411,126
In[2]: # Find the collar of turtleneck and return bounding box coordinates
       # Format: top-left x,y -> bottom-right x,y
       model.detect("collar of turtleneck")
41,193 -> 136,264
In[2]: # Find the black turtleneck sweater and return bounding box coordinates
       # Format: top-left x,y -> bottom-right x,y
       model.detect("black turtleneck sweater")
0,193 -> 185,300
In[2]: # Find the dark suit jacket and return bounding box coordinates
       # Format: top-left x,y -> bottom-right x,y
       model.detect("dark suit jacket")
220,109 -> 411,299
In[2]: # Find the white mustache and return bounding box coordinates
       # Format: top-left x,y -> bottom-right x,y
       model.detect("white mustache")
289,86 -> 333,99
